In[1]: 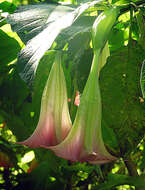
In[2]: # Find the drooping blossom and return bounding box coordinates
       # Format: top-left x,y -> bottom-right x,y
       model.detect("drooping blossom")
18,52 -> 72,147
42,49 -> 117,164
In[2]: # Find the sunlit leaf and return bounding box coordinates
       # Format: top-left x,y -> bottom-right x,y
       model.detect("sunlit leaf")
7,1 -> 102,86
55,15 -> 96,49
0,29 -> 20,65
0,1 -> 16,13
7,4 -> 74,44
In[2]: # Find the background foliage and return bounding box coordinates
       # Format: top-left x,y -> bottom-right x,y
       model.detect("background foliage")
0,0 -> 145,189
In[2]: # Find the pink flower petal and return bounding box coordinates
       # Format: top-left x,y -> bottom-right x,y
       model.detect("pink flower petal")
42,50 -> 117,164
18,52 -> 72,148
47,127 -> 84,161
17,114 -> 57,148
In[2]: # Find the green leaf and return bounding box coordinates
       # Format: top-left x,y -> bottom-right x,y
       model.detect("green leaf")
0,1 -> 16,13
7,4 -> 74,44
0,29 -> 21,65
55,15 -> 95,50
7,1 -> 103,86
93,173 -> 145,189
112,0 -> 129,4
67,32 -> 92,81
102,119 -> 119,152
35,149 -> 61,170
71,48 -> 93,93
109,27 -> 124,51
100,43 -> 145,155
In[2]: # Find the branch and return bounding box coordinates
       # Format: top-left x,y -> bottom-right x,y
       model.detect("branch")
119,0 -> 145,15
123,157 -> 144,190
124,158 -> 138,177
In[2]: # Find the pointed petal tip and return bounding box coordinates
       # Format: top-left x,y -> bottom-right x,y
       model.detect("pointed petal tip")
16,140 -> 38,148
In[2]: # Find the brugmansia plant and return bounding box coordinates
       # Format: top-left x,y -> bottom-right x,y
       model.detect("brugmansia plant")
1,0 -> 145,189
17,6 -> 119,164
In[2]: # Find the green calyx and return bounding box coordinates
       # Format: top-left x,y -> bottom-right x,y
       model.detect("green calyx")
92,7 -> 119,51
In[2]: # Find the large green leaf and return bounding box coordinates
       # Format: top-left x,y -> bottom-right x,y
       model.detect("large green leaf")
7,4 -> 74,44
100,43 -> 145,155
7,1 -> 102,87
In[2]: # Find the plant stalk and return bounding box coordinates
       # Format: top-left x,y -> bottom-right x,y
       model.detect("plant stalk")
119,0 -> 145,15
124,157 -> 143,190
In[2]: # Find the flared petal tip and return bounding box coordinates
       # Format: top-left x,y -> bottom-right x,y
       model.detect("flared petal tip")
16,140 -> 41,148
42,144 -> 117,164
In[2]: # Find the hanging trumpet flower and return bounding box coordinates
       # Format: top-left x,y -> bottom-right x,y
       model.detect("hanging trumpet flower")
42,7 -> 118,164
46,50 -> 116,164
18,52 -> 72,147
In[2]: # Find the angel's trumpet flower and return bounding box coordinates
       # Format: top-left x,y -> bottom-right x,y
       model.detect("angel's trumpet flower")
42,7 -> 118,164
18,52 -> 72,147
43,49 -> 116,164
